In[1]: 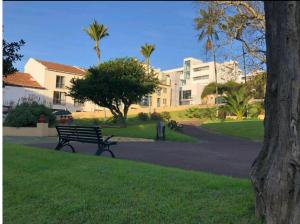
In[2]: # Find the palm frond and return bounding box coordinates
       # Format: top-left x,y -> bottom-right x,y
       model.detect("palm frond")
140,44 -> 155,62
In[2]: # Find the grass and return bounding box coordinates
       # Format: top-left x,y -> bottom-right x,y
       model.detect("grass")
73,117 -> 197,143
103,123 -> 197,142
202,120 -> 264,141
4,143 -> 260,224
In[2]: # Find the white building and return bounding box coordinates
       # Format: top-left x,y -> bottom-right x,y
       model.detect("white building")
3,58 -> 102,112
3,58 -> 172,113
163,57 -> 243,105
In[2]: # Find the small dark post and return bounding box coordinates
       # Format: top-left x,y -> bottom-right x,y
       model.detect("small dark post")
156,121 -> 165,141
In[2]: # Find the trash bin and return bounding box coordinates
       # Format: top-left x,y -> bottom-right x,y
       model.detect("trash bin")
156,121 -> 165,140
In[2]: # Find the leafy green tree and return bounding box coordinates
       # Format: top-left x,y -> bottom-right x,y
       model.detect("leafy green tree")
140,44 -> 155,72
245,72 -> 266,99
3,39 -> 25,77
194,6 -> 223,116
196,1 -> 265,70
224,86 -> 251,120
201,81 -> 242,99
69,58 -> 159,126
83,20 -> 109,64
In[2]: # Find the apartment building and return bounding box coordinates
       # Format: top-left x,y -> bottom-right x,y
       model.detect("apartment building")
3,58 -> 171,113
163,57 -> 242,105
134,68 -> 171,112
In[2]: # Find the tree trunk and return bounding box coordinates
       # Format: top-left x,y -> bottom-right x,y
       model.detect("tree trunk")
212,44 -> 219,118
250,2 -> 300,224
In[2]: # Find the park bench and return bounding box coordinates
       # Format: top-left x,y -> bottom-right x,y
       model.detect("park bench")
55,125 -> 117,158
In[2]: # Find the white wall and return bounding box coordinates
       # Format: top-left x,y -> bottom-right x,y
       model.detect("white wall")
24,58 -> 47,86
3,86 -> 49,107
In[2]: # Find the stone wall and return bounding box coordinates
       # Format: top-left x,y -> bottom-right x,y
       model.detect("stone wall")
3,123 -> 57,137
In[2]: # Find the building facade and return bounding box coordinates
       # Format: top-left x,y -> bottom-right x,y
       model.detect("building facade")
132,68 -> 171,112
163,57 -> 243,105
3,58 -> 171,113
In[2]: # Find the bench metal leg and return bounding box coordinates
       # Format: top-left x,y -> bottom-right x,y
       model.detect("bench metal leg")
55,142 -> 63,150
95,145 -> 115,158
64,143 -> 76,153
104,149 -> 115,158
55,139 -> 75,153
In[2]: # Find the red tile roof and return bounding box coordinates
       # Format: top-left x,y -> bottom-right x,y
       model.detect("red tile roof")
4,72 -> 45,89
36,59 -> 86,75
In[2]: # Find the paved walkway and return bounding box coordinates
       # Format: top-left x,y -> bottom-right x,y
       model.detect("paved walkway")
10,124 -> 262,178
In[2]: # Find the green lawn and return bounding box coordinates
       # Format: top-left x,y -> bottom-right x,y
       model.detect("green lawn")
202,120 -> 264,141
103,123 -> 196,142
73,118 -> 197,143
4,143 -> 260,224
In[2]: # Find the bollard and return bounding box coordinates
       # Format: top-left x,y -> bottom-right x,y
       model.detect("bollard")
156,121 -> 165,141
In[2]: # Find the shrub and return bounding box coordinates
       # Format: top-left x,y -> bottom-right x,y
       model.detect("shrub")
185,107 -> 217,120
224,87 -> 251,120
248,101 -> 265,118
218,106 -> 227,121
4,102 -> 56,127
150,112 -> 162,121
138,112 -> 149,121
160,112 -> 171,121
185,108 -> 203,118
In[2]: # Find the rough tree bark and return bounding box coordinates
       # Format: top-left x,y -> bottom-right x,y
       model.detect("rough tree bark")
250,2 -> 300,224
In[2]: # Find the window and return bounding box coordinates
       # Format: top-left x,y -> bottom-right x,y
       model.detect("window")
162,88 -> 167,94
149,96 -> 152,106
140,96 -> 150,106
56,76 -> 65,88
157,98 -> 161,107
181,80 -> 186,86
193,75 -> 209,81
184,71 -> 190,79
53,91 -> 66,105
163,98 -> 167,105
184,60 -> 191,79
193,66 -> 209,72
74,99 -> 84,107
182,90 -> 191,99
156,88 -> 161,96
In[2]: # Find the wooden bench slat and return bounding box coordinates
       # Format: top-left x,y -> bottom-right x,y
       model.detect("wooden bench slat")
56,126 -> 100,130
60,135 -> 99,140
58,130 -> 101,137
60,137 -> 100,143
57,128 -> 101,133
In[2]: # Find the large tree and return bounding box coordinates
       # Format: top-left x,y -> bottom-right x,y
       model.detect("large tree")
3,39 -> 25,77
197,1 -> 266,71
83,20 -> 109,64
250,2 -> 300,224
69,58 -> 159,126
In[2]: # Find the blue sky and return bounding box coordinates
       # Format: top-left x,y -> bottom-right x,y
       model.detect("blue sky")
4,1 -> 229,71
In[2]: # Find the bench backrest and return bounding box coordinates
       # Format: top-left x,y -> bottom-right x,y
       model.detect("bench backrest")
56,125 -> 103,144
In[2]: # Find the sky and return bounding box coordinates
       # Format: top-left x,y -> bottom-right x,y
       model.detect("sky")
4,1 -> 234,71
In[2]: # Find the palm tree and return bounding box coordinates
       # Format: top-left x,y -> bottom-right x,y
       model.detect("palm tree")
83,20 -> 109,64
224,87 -> 251,120
194,6 -> 222,117
140,44 -> 155,72
140,44 -> 155,115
